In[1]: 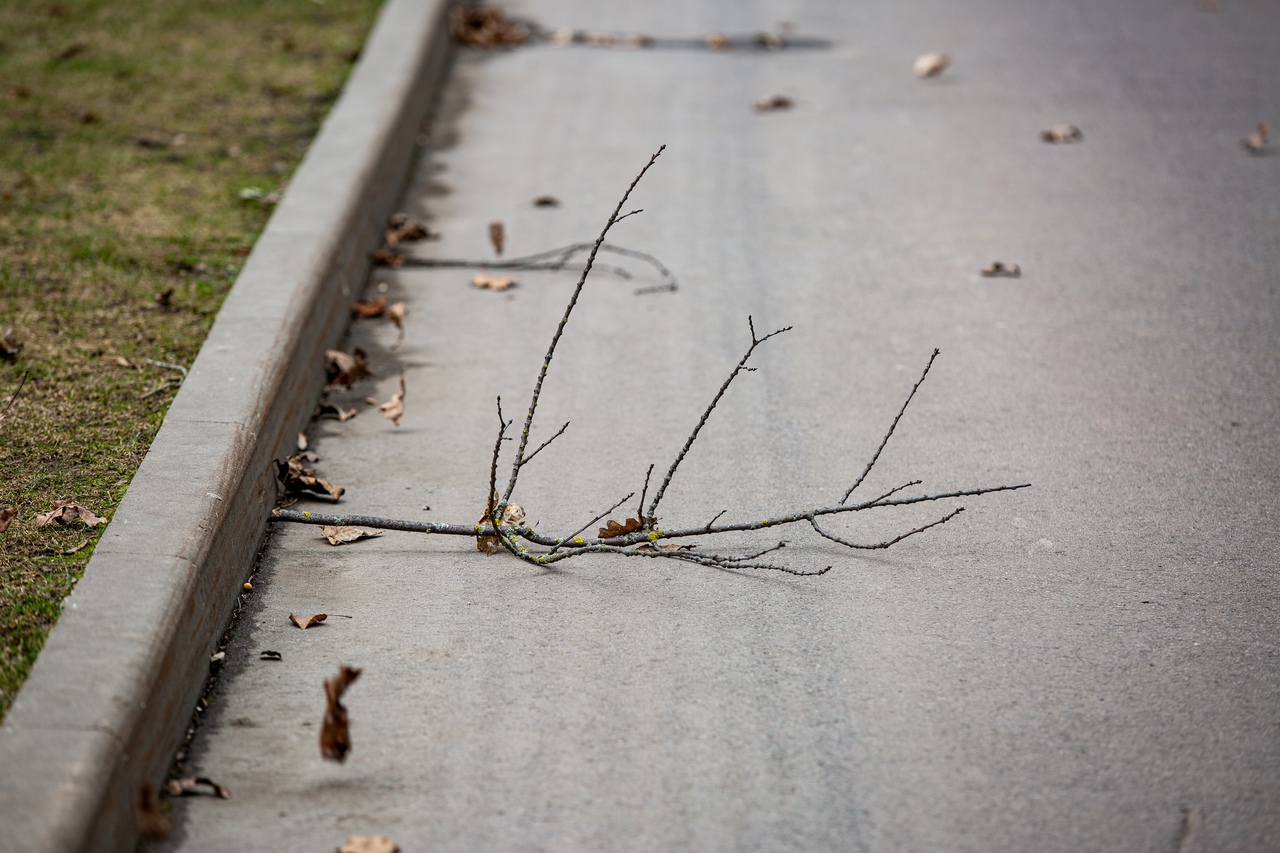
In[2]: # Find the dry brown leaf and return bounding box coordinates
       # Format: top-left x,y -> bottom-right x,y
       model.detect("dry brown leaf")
914,52 -> 951,79
533,194 -> 561,207
472,274 -> 516,291
450,6 -> 530,47
275,455 -> 345,501
387,301 -> 407,349
385,212 -> 432,247
1,328 -> 22,361
165,776 -> 231,799
379,375 -> 406,427
598,517 -> 644,538
35,500 -> 107,528
475,502 -> 525,554
318,403 -> 358,422
705,31 -> 730,49
755,94 -> 793,112
135,782 -> 171,842
290,613 -> 329,630
326,348 -> 374,388
351,295 -> 387,318
340,836 -> 400,853
980,261 -> 1022,278
0,507 -> 16,534
1041,124 -> 1084,143
489,221 -> 505,256
321,665 -> 362,762
370,247 -> 405,267
322,525 -> 383,546
1242,122 -> 1269,154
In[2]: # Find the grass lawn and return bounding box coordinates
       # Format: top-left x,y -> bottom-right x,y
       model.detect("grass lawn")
0,0 -> 383,722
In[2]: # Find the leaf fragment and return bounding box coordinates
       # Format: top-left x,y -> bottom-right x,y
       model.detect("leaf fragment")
598,517 -> 644,538
0,507 -> 16,533
379,375 -> 406,426
165,777 -> 231,799
755,94 -> 793,112
1041,124 -> 1084,143
980,261 -> 1022,278
321,665 -> 362,762
351,295 -> 387,318
914,52 -> 951,79
35,500 -> 107,528
326,348 -> 374,388
135,783 -> 171,842
1242,122 -> 1269,154
340,836 -> 399,853
275,455 -> 344,501
290,613 -> 329,630
472,274 -> 516,291
321,525 -> 383,546
489,221 -> 505,256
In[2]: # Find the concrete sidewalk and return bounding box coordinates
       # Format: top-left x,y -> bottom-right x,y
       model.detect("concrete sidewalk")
163,1 -> 1278,851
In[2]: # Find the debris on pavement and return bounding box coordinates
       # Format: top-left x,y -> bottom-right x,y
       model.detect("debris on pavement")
387,301 -> 407,349
450,6 -> 531,48
290,613 -> 329,630
275,455 -> 345,501
339,835 -> 399,853
980,261 -> 1022,278
914,52 -> 951,79
476,502 -> 525,554
321,525 -> 384,545
260,650 -> 282,661
321,665 -> 362,762
384,212 -> 433,246
599,517 -> 644,538
472,274 -> 517,291
1041,124 -> 1084,143
489,220 -> 505,256
326,348 -> 374,389
533,194 -> 560,207
754,94 -> 794,112
1242,122 -> 1269,154
351,295 -> 387,318
379,375 -> 406,427
165,776 -> 231,799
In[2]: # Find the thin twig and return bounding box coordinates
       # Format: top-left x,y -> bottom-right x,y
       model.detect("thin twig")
811,507 -> 964,550
142,358 -> 189,378
551,491 -> 635,553
1,370 -> 29,419
646,315 -> 791,522
841,349 -> 938,503
520,421 -> 570,466
499,146 -> 666,515
636,464 -> 655,521
401,242 -> 676,291
703,509 -> 728,531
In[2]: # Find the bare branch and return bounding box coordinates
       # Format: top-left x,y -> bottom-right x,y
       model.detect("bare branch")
520,421 -> 570,466
811,507 -> 964,550
646,315 -> 791,521
703,509 -> 728,531
636,464 -> 655,522
842,349 -> 939,503
551,492 -> 636,553
500,145 -> 666,512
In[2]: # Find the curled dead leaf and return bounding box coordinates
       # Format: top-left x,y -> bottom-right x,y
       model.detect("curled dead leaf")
755,94 -> 793,112
980,261 -> 1022,278
321,665 -> 362,762
275,455 -> 345,501
489,220 -> 505,256
1041,124 -> 1084,143
599,517 -> 644,538
351,295 -> 387,318
35,500 -> 106,528
387,301 -> 407,349
135,782 -> 171,842
1242,122 -> 1269,154
450,6 -> 530,48
472,274 -> 516,291
318,403 -> 358,422
326,348 -> 374,388
340,836 -> 400,853
379,375 -> 406,427
290,613 -> 328,630
0,507 -> 16,533
322,525 -> 383,546
914,52 -> 951,79
165,776 -> 231,799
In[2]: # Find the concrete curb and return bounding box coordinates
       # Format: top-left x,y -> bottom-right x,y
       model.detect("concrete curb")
0,2 -> 453,849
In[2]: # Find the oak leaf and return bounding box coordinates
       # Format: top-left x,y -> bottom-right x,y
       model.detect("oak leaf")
326,348 -> 374,388
322,526 -> 383,546
321,665 -> 362,762
275,455 -> 344,501
472,274 -> 516,291
379,375 -> 406,426
290,613 -> 328,630
599,517 -> 644,538
351,296 -> 387,318
489,221 -> 505,256
35,500 -> 106,528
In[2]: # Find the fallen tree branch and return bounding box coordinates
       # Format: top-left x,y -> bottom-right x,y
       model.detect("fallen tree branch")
269,146 -> 1030,575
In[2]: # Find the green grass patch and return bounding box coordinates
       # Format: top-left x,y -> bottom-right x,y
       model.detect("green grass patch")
0,0 -> 383,722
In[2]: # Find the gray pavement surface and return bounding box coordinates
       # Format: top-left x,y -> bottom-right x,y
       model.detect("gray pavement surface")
161,1 -> 1279,850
